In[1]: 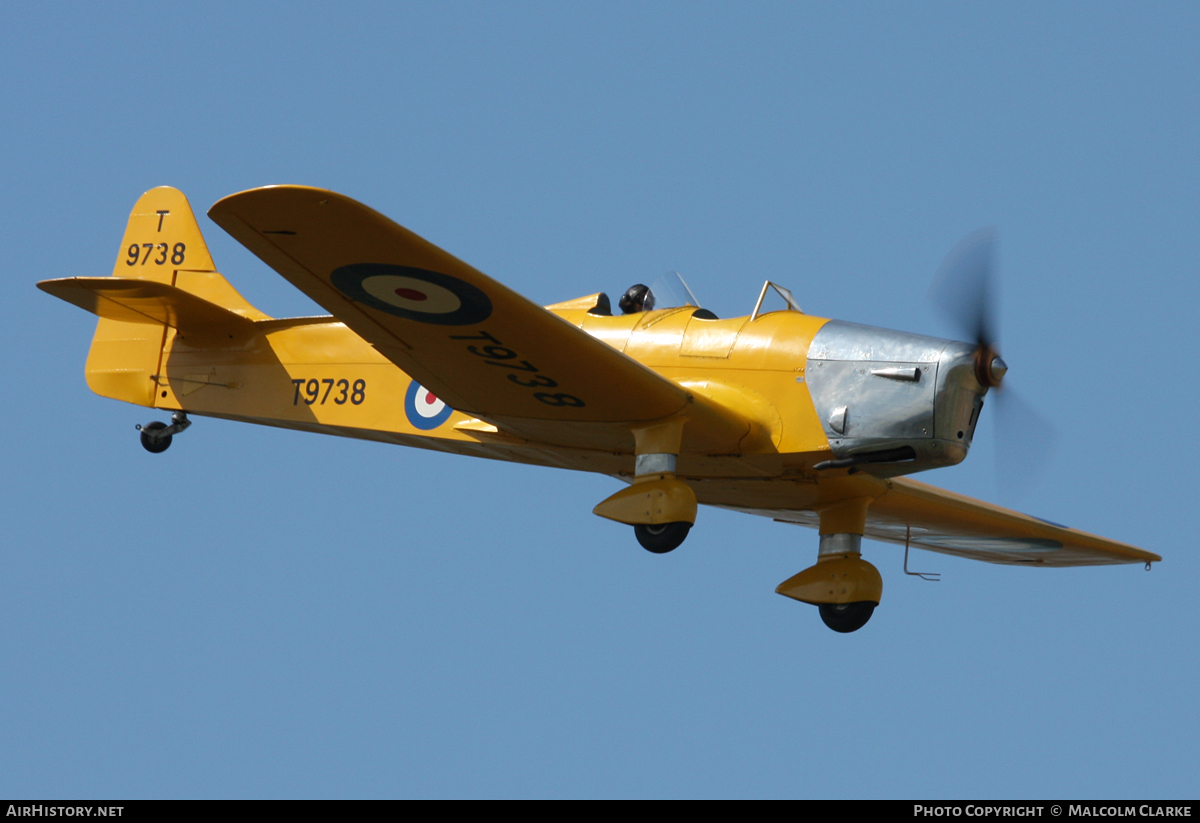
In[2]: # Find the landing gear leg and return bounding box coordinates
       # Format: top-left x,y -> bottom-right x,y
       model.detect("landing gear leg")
136,411 -> 191,454
593,418 -> 698,555
776,533 -> 882,633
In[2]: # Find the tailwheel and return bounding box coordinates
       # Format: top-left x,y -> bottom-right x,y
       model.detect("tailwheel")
138,421 -> 172,454
634,522 -> 691,554
136,411 -> 191,454
818,601 -> 876,633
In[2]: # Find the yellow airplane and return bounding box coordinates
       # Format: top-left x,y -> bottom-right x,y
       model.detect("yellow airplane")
39,186 -> 1159,633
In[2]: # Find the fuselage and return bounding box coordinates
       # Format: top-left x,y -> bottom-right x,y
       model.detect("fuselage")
143,302 -> 986,484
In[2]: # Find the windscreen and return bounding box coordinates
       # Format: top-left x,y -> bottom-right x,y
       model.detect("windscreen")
645,271 -> 701,309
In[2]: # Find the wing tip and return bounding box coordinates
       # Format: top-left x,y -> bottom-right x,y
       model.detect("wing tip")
208,184 -> 341,218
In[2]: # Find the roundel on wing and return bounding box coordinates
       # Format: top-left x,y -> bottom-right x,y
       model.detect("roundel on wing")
404,380 -> 454,430
330,263 -> 492,325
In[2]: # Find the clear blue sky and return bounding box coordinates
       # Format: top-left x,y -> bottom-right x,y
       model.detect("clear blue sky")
3,2 -> 1197,798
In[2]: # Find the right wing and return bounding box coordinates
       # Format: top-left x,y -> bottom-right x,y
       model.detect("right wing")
868,477 -> 1158,566
208,186 -> 757,453
768,476 -> 1159,567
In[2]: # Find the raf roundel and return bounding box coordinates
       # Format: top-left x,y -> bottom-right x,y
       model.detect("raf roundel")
404,380 -> 454,430
330,263 -> 492,325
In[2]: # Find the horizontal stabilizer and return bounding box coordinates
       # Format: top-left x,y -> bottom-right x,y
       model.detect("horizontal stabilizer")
38,277 -> 256,343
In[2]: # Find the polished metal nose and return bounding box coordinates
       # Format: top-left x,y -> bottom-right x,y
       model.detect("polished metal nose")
988,355 -> 1008,384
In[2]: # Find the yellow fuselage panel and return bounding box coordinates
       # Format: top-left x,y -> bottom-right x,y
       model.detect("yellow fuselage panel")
148,306 -> 834,477
559,307 -> 832,456
160,321 -> 473,443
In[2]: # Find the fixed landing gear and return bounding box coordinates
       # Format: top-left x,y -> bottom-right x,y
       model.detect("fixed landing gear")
593,470 -> 698,555
634,521 -> 691,554
136,411 -> 191,453
818,601 -> 876,633
776,532 -> 883,633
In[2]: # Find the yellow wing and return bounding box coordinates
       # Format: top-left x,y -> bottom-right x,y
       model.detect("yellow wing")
768,477 -> 1159,567
208,186 -> 752,452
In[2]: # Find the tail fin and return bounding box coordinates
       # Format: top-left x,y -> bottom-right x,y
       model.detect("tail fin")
53,186 -> 270,408
108,186 -> 269,318
111,186 -> 217,279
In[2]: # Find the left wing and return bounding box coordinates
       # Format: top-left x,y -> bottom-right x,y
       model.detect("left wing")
208,186 -> 753,452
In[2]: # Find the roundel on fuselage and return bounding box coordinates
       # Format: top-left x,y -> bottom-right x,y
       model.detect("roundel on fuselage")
405,380 -> 453,430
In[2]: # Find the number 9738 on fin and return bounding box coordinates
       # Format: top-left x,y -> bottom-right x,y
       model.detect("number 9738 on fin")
126,242 -> 185,266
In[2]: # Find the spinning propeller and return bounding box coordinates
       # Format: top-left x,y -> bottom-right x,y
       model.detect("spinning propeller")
929,228 -> 1057,493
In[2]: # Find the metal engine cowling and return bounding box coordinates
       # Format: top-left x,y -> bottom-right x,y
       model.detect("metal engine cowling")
805,320 -> 988,476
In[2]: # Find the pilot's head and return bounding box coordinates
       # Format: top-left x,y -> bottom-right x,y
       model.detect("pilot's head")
619,284 -> 655,314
